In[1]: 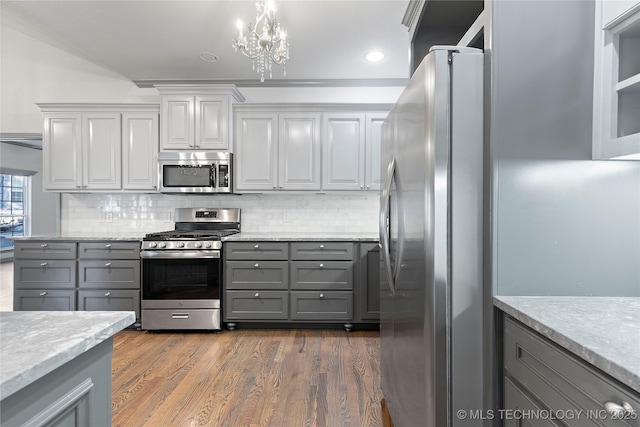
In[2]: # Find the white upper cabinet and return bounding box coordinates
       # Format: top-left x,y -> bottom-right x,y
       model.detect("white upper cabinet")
234,111 -> 321,191
82,114 -> 122,190
278,114 -> 321,190
43,113 -> 83,191
365,113 -> 387,191
157,85 -> 245,152
593,1 -> 640,159
122,113 -> 159,190
39,104 -> 160,192
235,112 -> 279,191
322,113 -> 366,191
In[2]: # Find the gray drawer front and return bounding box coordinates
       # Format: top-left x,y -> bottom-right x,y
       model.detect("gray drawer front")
225,261 -> 288,290
290,291 -> 353,320
78,290 -> 140,319
504,316 -> 640,426
290,261 -> 353,290
14,260 -> 76,289
14,242 -> 76,260
224,242 -> 288,260
225,290 -> 289,320
290,242 -> 354,260
78,260 -> 140,289
78,242 -> 140,259
14,290 -> 76,311
142,309 -> 220,330
503,377 -> 558,427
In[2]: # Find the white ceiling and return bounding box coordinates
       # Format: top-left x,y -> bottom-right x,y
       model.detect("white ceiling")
2,0 -> 412,86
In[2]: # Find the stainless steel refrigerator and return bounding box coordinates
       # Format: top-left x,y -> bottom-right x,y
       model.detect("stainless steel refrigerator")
379,46 -> 484,426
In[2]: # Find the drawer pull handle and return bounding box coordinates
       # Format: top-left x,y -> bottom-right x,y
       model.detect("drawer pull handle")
319,263 -> 324,268
254,263 -> 259,268
105,262 -> 112,267
40,243 -> 48,248
40,262 -> 48,267
171,313 -> 189,319
39,292 -> 48,296
603,401 -> 634,417
320,244 -> 325,249
254,293 -> 260,298
254,244 -> 260,249
319,293 -> 324,299
104,292 -> 112,297
105,244 -> 112,248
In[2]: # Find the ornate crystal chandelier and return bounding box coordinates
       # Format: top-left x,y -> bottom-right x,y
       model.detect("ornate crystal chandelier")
232,0 -> 289,82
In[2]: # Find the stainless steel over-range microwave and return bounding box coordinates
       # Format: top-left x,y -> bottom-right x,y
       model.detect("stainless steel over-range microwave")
158,152 -> 233,194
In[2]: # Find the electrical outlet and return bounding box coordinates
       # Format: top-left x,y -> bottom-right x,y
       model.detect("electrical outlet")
105,212 -> 113,223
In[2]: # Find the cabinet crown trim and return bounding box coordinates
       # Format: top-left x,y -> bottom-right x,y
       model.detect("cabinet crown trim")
37,103 -> 160,113
154,84 -> 245,102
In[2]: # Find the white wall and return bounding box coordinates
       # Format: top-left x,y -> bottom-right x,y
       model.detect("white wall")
0,6 -> 158,134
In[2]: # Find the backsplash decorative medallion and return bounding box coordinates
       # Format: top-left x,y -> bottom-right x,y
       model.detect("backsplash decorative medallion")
61,193 -> 378,235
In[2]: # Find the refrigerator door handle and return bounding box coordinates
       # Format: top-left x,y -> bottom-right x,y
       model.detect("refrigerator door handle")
379,157 -> 396,295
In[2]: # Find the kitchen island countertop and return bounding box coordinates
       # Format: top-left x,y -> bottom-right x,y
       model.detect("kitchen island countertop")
494,296 -> 640,393
223,232 -> 379,242
0,311 -> 135,399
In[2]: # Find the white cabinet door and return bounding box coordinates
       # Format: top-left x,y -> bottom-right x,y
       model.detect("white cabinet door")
82,114 -> 121,190
160,96 -> 194,150
279,113 -> 321,190
43,114 -> 82,191
122,113 -> 159,190
196,96 -> 230,150
365,112 -> 387,191
235,112 -> 279,191
322,113 -> 365,191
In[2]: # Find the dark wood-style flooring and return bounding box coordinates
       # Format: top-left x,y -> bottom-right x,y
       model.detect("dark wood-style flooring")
112,328 -> 382,427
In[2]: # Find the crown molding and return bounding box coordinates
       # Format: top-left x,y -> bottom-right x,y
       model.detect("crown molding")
402,0 -> 426,32
134,78 -> 409,89
36,103 -> 160,113
0,133 -> 43,150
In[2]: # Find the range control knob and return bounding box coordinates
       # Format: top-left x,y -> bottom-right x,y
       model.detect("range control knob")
195,242 -> 203,248
204,242 -> 212,248
149,242 -> 157,248
177,242 -> 185,248
158,242 -> 166,249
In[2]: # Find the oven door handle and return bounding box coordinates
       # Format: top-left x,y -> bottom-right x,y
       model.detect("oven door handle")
140,251 -> 221,259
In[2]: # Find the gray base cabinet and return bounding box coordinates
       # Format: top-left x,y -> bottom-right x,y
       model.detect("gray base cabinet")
224,241 -> 379,331
502,315 -> 640,426
13,240 -> 141,320
1,339 -> 113,427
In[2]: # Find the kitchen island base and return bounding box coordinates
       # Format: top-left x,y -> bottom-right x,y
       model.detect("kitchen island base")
1,339 -> 113,427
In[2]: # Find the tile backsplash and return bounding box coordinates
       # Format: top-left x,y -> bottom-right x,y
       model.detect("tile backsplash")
61,193 -> 379,235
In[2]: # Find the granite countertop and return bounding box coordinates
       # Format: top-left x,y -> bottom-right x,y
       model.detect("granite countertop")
0,311 -> 135,400
223,232 -> 379,242
9,234 -> 144,241
494,296 -> 640,393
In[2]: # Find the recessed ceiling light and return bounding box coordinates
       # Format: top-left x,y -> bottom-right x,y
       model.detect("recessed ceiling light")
199,52 -> 219,63
365,50 -> 385,62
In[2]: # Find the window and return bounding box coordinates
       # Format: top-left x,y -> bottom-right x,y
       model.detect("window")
0,174 -> 27,250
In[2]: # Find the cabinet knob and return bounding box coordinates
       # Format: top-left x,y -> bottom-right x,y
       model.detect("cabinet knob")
105,244 -> 112,248
40,262 -> 48,267
360,185 -> 364,189
319,244 -> 325,249
39,292 -> 48,296
254,263 -> 260,268
254,244 -> 260,249
105,262 -> 112,267
40,244 -> 48,248
104,292 -> 112,297
604,401 -> 635,417
319,293 -> 324,299
319,263 -> 324,268
254,293 -> 260,298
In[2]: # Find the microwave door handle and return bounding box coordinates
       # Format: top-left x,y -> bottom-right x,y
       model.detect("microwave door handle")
210,165 -> 216,189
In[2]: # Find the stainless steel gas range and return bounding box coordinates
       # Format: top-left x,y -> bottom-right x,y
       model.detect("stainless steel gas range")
140,208 -> 240,330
